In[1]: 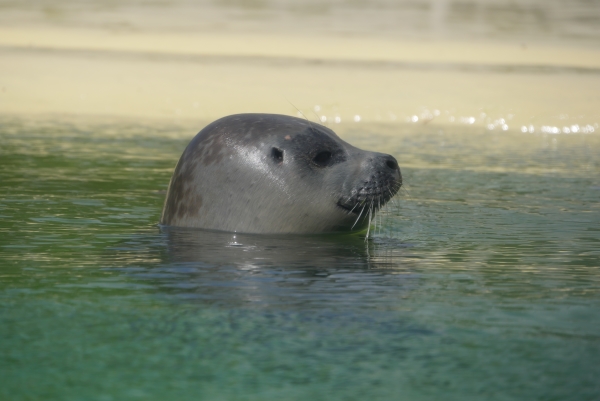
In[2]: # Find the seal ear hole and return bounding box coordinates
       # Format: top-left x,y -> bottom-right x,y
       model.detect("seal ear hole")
271,147 -> 284,164
313,151 -> 333,167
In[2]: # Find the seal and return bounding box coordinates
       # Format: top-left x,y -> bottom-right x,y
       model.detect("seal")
160,113 -> 401,234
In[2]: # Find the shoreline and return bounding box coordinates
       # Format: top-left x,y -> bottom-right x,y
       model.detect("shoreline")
1,26 -> 599,129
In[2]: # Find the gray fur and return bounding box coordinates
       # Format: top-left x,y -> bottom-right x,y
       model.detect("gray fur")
160,113 -> 401,234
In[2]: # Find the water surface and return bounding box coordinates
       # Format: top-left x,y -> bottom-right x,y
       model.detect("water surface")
1,117 -> 599,400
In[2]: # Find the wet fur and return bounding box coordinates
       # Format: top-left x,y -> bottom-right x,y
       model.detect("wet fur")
161,113 -> 401,234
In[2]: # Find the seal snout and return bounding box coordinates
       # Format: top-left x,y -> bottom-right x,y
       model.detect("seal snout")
336,153 -> 402,215
383,155 -> 399,171
381,154 -> 402,185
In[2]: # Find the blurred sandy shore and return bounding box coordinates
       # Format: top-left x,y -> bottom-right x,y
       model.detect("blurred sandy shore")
4,26 -> 600,68
1,7 -> 599,131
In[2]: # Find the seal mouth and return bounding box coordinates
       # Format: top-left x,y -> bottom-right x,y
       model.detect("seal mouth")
336,196 -> 388,215
336,200 -> 363,214
336,181 -> 402,215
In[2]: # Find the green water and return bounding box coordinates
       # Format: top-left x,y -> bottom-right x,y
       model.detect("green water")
1,117 -> 599,400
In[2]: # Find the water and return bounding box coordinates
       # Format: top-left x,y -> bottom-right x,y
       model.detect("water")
1,117 -> 599,400
2,0 -> 600,399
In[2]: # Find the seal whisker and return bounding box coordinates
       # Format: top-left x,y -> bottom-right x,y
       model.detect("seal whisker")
386,185 -> 396,203
285,99 -> 316,131
369,199 -> 376,234
391,185 -> 403,220
352,203 -> 367,230
365,204 -> 373,241
388,186 -> 400,211
387,185 -> 399,209
361,201 -> 372,223
372,201 -> 377,239
378,197 -> 382,236
380,188 -> 394,235
399,184 -> 411,198
371,200 -> 376,238
388,185 -> 402,210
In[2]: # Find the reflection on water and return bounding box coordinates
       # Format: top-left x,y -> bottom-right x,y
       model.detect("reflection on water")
118,227 -> 417,310
1,118 -> 599,400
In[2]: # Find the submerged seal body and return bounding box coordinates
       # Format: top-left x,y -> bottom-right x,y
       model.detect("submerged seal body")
160,113 -> 401,234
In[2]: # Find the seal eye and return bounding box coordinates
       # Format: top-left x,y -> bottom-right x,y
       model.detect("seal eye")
313,151 -> 332,167
271,147 -> 284,164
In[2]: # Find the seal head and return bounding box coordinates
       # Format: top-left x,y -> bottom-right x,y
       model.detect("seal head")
160,113 -> 401,234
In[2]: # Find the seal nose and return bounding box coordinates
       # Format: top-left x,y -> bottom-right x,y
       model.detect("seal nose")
378,154 -> 402,183
383,155 -> 399,171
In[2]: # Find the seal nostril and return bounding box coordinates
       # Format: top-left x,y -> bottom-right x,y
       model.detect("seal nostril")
271,147 -> 283,164
386,159 -> 398,170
